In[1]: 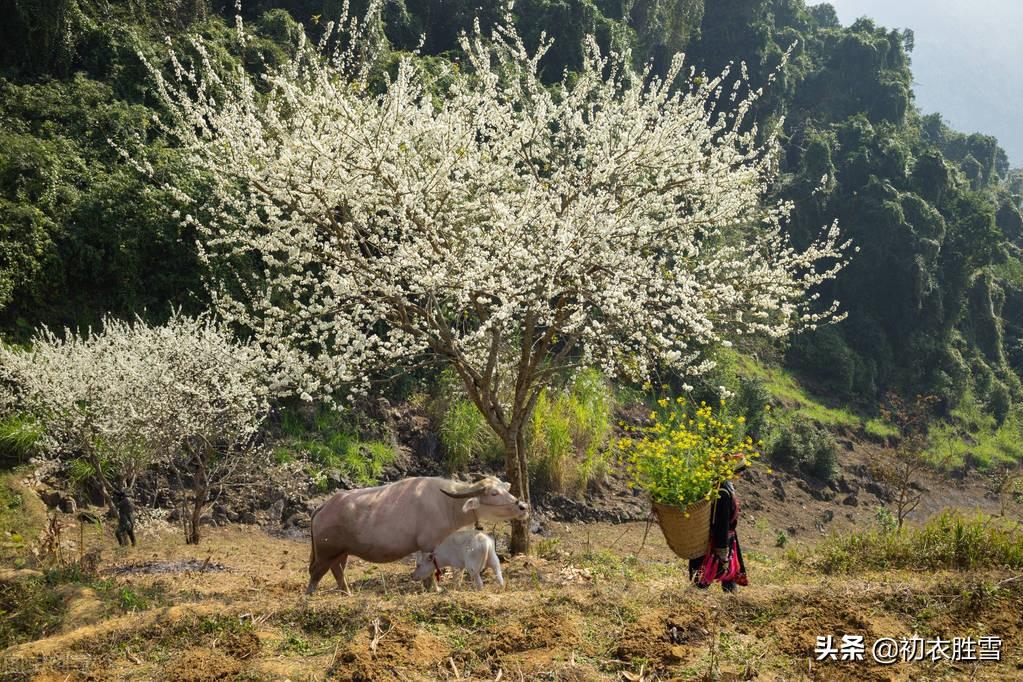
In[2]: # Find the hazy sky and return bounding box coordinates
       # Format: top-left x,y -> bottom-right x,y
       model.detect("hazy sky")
823,0 -> 1023,167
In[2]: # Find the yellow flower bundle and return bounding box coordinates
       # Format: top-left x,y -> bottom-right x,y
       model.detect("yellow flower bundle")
619,397 -> 759,509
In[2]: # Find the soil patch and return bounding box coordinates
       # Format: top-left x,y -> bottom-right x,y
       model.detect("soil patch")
164,647 -> 243,681
105,559 -> 228,575
330,617 -> 450,681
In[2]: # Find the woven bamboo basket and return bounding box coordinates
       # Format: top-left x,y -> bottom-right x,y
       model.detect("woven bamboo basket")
652,498 -> 712,560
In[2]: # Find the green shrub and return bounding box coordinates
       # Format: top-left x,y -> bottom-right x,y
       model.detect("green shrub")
815,511 -> 1023,574
734,377 -> 770,441
875,507 -> 897,533
529,369 -> 614,497
277,405 -> 396,487
0,413 -> 42,462
770,417 -> 838,481
439,398 -> 490,472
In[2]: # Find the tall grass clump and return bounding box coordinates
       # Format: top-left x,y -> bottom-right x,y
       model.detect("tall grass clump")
529,369 -> 614,498
0,413 -> 42,463
814,511 -> 1023,574
440,399 -> 492,472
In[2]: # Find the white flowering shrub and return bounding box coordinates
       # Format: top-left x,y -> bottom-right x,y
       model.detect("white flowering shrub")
0,313 -> 270,543
141,5 -> 851,551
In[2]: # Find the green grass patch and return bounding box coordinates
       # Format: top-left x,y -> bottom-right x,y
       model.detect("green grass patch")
0,413 -> 42,463
813,511 -> 1023,574
733,355 -> 861,429
924,394 -> 1023,469
276,404 -> 397,487
864,418 -> 899,440
277,604 -> 366,639
439,398 -> 501,472
409,601 -> 495,630
0,472 -> 47,567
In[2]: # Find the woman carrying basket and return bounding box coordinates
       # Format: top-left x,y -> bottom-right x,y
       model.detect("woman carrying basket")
689,463 -> 748,592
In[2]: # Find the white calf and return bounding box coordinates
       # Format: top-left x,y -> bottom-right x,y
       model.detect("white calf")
412,529 -> 504,589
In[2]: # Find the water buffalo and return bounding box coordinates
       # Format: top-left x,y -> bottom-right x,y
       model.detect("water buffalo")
306,475 -> 528,595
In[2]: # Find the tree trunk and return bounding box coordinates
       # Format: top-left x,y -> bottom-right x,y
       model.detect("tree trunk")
87,451 -> 116,516
185,452 -> 209,545
506,428 -> 531,555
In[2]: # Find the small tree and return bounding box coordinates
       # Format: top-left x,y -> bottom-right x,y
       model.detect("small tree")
1,318 -> 162,510
871,393 -> 939,530
143,7 -> 850,553
132,316 -> 270,544
0,314 -> 269,542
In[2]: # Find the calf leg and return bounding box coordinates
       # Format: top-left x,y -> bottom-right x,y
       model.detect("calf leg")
487,547 -> 505,589
329,553 -> 352,595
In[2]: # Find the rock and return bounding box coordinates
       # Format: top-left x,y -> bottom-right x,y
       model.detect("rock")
240,511 -> 257,524
842,494 -> 859,507
39,489 -> 63,508
284,512 -> 310,529
266,499 -> 285,524
530,516 -> 547,535
836,476 -> 858,494
810,487 -> 837,502
771,478 -> 786,501
57,494 -> 77,514
864,481 -> 888,500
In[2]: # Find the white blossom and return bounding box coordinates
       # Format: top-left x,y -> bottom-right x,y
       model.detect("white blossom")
0,313 -> 269,507
136,7 -> 850,541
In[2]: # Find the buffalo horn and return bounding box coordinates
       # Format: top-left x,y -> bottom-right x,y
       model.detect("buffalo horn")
441,481 -> 488,499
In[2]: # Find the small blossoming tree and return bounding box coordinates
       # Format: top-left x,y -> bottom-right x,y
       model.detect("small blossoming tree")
0,313 -> 269,543
143,7 -> 850,552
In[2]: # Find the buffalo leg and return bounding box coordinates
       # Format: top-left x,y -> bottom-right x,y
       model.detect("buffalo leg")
306,553 -> 335,595
329,553 -> 351,595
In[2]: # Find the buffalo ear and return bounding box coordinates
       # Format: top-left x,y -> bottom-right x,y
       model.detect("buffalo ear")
461,498 -> 480,513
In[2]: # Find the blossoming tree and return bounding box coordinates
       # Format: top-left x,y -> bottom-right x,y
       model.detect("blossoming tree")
145,8 -> 850,552
0,313 -> 270,543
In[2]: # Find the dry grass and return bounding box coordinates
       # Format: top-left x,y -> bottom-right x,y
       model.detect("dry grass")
1,521 -> 1021,681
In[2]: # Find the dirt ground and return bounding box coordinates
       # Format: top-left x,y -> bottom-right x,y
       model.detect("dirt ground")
3,512 -> 1022,682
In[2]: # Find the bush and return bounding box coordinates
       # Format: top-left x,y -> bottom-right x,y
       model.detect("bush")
733,377 -> 770,441
815,511 -> 1023,574
277,404 -> 396,487
0,413 -> 42,463
439,398 -> 495,472
770,418 -> 838,481
529,369 -> 614,498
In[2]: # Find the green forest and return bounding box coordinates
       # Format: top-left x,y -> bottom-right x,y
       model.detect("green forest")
2,0 -> 1021,422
